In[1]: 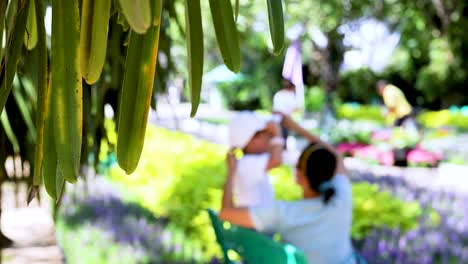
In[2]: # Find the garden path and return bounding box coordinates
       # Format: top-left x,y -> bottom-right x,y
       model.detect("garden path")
1,183 -> 64,264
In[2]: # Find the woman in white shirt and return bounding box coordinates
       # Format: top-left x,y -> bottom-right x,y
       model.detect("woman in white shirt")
273,79 -> 298,149
220,114 -> 355,264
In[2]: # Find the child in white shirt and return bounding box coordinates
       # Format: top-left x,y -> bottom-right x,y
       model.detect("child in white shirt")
228,112 -> 284,207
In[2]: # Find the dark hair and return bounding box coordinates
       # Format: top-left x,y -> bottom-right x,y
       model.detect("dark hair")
376,80 -> 387,90
282,78 -> 295,90
298,143 -> 337,204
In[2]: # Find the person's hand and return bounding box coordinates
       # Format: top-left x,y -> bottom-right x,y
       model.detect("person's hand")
226,149 -> 238,177
265,121 -> 280,137
272,111 -> 285,117
274,112 -> 293,128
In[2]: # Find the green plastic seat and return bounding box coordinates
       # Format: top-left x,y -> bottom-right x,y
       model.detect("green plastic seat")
207,209 -> 308,264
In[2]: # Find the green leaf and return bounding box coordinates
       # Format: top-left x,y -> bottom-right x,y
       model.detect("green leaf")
12,76 -> 36,140
0,109 -> 20,154
0,0 -> 30,113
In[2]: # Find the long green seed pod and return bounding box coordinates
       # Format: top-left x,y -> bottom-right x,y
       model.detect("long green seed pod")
117,20 -> 162,174
51,0 -> 82,183
209,0 -> 240,73
184,0 -> 204,117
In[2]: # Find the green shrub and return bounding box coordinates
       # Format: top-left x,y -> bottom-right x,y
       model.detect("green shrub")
337,68 -> 378,103
109,127 -> 227,261
336,103 -> 385,124
418,110 -> 468,130
351,182 -> 422,240
217,77 -> 266,110
304,86 -> 326,112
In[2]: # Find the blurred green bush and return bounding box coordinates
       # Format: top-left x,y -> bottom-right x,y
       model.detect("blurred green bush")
418,110 -> 468,130
304,86 -> 326,113
336,103 -> 385,124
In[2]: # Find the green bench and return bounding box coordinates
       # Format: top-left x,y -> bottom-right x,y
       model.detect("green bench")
207,209 -> 367,264
207,209 -> 308,264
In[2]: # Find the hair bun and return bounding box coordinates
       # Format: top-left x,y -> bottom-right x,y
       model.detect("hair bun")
318,181 -> 333,193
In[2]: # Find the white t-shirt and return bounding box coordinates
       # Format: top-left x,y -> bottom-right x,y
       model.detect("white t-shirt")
249,175 -> 354,264
273,90 -> 297,115
233,154 -> 275,207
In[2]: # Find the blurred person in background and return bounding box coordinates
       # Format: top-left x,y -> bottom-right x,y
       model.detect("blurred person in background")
273,79 -> 299,149
376,80 -> 414,128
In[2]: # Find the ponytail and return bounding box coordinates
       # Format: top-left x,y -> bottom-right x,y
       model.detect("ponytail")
318,181 -> 336,204
299,143 -> 337,205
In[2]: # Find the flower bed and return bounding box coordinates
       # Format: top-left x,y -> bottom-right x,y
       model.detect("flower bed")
335,103 -> 468,131
56,179 -> 173,263
335,126 -> 444,167
352,172 -> 468,263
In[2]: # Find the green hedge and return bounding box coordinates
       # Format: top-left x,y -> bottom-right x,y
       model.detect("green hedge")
336,104 -> 468,130
418,110 -> 468,130
336,103 -> 385,124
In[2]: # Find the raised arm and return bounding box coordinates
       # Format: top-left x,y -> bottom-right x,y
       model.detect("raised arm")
219,151 -> 255,228
264,121 -> 283,171
278,113 -> 321,143
279,113 -> 349,177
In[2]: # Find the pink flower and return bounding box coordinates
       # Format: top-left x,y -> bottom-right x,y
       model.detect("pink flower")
407,149 -> 441,166
355,146 -> 380,160
337,143 -> 368,156
371,131 -> 392,142
337,143 -> 353,154
378,151 -> 394,166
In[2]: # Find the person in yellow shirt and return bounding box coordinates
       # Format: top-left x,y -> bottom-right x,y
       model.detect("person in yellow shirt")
376,80 -> 413,126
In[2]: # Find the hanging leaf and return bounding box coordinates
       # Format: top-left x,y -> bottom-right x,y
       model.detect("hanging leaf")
209,0 -> 241,73
266,0 -> 285,55
12,76 -> 36,140
0,109 -> 20,154
32,0 -> 48,188
184,0 -> 204,117
0,0 -> 30,114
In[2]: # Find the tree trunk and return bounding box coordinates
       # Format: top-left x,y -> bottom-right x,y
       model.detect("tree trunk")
309,28 -> 345,140
312,29 -> 345,128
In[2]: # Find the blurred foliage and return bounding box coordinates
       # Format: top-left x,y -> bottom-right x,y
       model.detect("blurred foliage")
109,126 -> 226,261
336,103 -> 385,124
283,0 -> 468,109
56,221 -> 142,264
389,127 -> 421,149
328,120 -> 379,145
351,182 -> 422,240
304,86 -> 326,112
217,76 -> 270,111
337,68 -> 379,104
335,103 -> 468,130
210,0 -> 468,110
418,110 -> 468,130
374,1 -> 468,108
216,32 -> 285,110
108,125 -> 424,261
